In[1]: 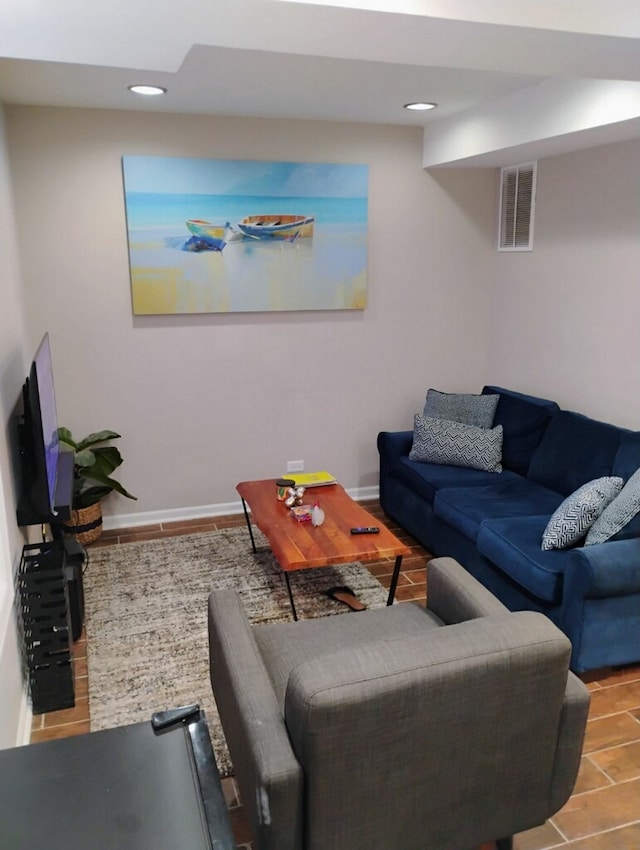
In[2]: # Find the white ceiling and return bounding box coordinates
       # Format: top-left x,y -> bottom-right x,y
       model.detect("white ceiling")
1,0 -> 640,167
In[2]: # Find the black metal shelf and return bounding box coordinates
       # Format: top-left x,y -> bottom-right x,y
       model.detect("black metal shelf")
18,539 -> 74,714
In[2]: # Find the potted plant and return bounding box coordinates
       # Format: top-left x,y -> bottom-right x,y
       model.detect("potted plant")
57,428 -> 136,544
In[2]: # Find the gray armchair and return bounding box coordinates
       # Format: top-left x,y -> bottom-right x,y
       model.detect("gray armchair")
208,557 -> 589,850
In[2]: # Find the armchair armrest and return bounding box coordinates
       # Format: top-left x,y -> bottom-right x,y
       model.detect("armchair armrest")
427,556 -> 510,623
567,539 -> 640,597
208,590 -> 303,850
550,671 -> 591,811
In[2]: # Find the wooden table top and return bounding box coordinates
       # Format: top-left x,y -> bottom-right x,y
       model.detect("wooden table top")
236,479 -> 410,572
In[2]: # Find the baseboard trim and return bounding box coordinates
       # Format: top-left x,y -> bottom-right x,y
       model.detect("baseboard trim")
103,485 -> 380,531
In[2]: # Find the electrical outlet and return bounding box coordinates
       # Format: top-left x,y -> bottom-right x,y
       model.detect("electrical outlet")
287,460 -> 304,473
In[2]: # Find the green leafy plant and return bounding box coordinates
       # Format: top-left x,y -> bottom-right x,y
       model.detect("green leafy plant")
57,427 -> 137,510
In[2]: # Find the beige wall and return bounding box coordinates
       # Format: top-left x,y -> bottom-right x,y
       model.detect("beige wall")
0,105 -> 30,747
5,106 -> 496,524
488,139 -> 640,428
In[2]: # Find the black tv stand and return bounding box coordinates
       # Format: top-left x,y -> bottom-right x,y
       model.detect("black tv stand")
18,539 -> 75,714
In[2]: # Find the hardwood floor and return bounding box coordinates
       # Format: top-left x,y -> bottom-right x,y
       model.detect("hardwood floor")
29,501 -> 640,850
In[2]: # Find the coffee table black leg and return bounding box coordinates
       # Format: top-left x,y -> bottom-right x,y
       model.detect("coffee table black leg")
241,498 -> 257,554
387,555 -> 403,605
283,573 -> 298,621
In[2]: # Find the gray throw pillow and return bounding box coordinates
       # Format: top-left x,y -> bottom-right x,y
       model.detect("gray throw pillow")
409,414 -> 503,472
585,467 -> 640,545
541,477 -> 624,551
423,389 -> 499,428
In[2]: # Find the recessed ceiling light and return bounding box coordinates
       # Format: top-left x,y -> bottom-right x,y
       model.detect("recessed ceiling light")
404,102 -> 437,111
128,85 -> 167,96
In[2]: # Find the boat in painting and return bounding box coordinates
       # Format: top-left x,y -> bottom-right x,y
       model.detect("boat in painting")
183,219 -> 239,252
237,214 -> 315,240
186,219 -> 230,239
187,219 -> 244,241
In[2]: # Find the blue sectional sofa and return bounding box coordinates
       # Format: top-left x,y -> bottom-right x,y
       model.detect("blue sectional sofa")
378,386 -> 640,672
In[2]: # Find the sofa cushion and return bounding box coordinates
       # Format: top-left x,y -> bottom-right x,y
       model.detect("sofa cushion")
392,457 -> 519,504
434,478 -> 564,542
541,477 -> 624,550
528,410 -> 622,495
410,415 -> 503,472
585,468 -> 640,545
423,389 -> 499,428
482,386 -> 559,476
477,516 -> 570,603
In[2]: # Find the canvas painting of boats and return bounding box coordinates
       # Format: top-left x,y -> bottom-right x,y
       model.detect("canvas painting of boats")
122,156 -> 368,315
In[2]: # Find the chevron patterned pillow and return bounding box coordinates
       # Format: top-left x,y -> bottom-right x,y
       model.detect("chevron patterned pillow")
409,414 -> 503,472
541,477 -> 624,550
585,467 -> 640,545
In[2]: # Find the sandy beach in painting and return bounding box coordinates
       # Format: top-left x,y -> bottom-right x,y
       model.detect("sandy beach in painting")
127,222 -> 367,315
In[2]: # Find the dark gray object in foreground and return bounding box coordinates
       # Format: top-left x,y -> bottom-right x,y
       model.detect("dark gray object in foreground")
0,709 -> 234,850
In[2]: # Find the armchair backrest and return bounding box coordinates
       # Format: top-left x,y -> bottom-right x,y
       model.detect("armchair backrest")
284,611 -> 582,850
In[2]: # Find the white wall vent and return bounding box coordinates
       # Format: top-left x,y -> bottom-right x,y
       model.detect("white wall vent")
498,162 -> 536,251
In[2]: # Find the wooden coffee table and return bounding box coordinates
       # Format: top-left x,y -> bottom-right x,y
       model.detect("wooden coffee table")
236,479 -> 411,620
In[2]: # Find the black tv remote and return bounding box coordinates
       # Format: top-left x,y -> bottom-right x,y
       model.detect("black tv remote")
351,526 -> 380,534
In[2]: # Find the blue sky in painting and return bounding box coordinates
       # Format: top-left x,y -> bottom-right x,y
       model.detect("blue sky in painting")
122,156 -> 368,199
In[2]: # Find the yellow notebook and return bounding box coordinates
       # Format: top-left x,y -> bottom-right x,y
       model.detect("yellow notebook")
286,471 -> 337,488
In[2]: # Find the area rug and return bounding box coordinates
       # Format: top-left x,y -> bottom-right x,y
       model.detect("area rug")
84,525 -> 388,776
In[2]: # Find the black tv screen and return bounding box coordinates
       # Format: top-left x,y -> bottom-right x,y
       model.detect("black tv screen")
16,333 -> 73,527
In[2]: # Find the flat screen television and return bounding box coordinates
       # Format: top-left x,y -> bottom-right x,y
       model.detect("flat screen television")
16,333 -> 74,531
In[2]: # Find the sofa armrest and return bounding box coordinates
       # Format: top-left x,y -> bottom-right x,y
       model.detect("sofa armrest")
377,429 -> 414,460
208,590 -> 303,850
427,556 -> 510,623
567,539 -> 640,597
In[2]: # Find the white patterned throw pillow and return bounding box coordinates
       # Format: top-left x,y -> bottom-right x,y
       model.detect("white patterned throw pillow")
409,415 -> 503,472
585,467 -> 640,545
541,477 -> 624,551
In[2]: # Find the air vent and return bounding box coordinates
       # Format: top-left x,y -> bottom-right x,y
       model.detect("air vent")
498,162 -> 536,251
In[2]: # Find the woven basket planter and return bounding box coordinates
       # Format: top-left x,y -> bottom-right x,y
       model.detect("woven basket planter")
62,502 -> 103,545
